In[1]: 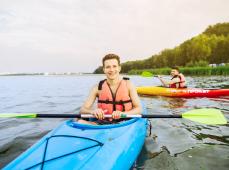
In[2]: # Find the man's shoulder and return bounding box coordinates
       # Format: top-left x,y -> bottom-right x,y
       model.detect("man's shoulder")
124,79 -> 135,89
92,84 -> 99,92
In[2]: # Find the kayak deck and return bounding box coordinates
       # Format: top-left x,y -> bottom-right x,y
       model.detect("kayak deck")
137,86 -> 229,98
4,118 -> 147,170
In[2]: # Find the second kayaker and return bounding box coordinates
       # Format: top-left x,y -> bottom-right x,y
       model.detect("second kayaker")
157,67 -> 187,88
79,53 -> 142,125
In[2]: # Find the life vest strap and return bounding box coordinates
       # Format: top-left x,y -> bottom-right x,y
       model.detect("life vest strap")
98,99 -> 132,104
98,77 -> 130,90
98,79 -> 106,90
123,77 -> 130,80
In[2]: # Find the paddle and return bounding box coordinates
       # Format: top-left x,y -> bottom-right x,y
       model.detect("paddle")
0,109 -> 227,125
141,71 -> 158,77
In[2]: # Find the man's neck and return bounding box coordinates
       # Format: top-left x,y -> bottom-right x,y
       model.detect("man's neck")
107,77 -> 121,86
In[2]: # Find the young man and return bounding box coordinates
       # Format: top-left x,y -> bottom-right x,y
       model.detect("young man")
158,67 -> 186,88
79,54 -> 142,125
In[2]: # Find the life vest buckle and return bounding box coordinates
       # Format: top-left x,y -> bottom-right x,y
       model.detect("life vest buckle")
105,99 -> 109,104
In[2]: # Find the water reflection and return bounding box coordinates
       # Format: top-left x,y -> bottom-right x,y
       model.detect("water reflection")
161,98 -> 187,109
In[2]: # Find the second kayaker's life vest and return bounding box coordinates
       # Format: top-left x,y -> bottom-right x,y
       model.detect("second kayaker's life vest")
97,78 -> 133,114
169,73 -> 186,88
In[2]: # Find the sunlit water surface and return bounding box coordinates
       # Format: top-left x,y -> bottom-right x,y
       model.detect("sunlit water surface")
0,75 -> 228,169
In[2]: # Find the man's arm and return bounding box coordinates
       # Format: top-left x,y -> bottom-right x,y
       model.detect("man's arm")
79,85 -> 98,114
125,81 -> 142,115
79,85 -> 106,120
158,77 -> 169,87
158,77 -> 180,88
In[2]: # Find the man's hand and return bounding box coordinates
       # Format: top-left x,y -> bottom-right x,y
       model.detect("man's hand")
92,109 -> 106,120
112,111 -> 122,120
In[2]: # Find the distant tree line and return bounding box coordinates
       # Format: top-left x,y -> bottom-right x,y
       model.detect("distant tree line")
94,22 -> 229,74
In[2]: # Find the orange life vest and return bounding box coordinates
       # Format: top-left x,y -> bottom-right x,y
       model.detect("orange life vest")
97,78 -> 133,114
169,73 -> 186,88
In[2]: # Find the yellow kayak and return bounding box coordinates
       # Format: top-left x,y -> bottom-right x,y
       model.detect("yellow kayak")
136,86 -> 229,98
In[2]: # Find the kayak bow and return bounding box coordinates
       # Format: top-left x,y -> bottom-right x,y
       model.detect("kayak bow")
4,114 -> 147,170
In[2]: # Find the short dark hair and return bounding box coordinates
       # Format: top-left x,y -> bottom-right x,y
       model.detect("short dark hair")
171,66 -> 180,72
102,54 -> 120,67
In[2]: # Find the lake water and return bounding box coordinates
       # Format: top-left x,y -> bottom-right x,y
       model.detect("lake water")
0,75 -> 228,169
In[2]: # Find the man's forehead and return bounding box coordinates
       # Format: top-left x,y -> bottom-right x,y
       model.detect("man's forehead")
104,59 -> 119,65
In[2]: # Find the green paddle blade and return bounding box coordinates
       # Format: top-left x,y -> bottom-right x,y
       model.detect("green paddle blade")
141,71 -> 153,77
182,109 -> 227,125
0,113 -> 37,118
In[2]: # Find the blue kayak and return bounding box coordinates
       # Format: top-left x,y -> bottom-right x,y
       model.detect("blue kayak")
4,114 -> 147,169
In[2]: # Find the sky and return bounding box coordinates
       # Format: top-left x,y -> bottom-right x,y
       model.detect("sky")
0,0 -> 229,73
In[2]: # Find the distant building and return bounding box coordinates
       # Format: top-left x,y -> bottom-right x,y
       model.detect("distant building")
219,63 -> 225,66
209,64 -> 217,67
209,63 -> 226,67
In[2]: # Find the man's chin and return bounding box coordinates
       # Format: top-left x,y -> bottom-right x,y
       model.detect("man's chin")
107,75 -> 117,80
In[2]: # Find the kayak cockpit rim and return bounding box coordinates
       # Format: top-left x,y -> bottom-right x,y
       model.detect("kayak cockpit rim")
68,118 -> 141,129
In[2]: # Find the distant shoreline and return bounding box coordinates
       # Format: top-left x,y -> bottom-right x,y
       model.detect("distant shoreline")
0,72 -> 93,76
1,66 -> 229,76
128,66 -> 229,76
